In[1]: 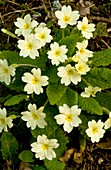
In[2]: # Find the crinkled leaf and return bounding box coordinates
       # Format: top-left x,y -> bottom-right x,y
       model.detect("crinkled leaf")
90,48 -> 111,67
0,51 -> 47,69
44,159 -> 65,170
19,150 -> 34,162
96,92 -> 111,111
57,87 -> 78,107
32,165 -> 47,170
46,83 -> 67,105
4,94 -> 27,106
59,33 -> 83,57
31,105 -> 59,138
82,67 -> 111,89
0,132 -> 18,163
45,66 -> 60,83
94,22 -> 108,38
78,95 -> 103,115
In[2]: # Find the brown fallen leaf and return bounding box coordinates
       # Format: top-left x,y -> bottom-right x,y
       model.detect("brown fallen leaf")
59,148 -> 74,162
96,138 -> 111,150
73,151 -> 84,164
19,162 -> 32,170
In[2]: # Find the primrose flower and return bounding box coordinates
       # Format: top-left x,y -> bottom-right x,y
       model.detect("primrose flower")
55,104 -> 82,133
77,16 -> 95,39
14,14 -> 38,36
18,34 -> 41,59
21,103 -> 47,130
0,108 -> 13,132
34,25 -> 53,47
31,134 -> 59,160
81,86 -> 101,98
0,59 -> 16,85
22,68 -> 49,95
47,42 -> 68,66
76,40 -> 93,62
57,64 -> 81,86
86,120 -> 105,143
75,61 -> 90,75
55,5 -> 80,28
104,112 -> 111,130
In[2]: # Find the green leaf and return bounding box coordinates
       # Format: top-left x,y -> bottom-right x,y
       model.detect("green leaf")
78,95 -> 103,115
83,67 -> 111,89
44,159 -> 65,170
57,87 -> 78,107
46,83 -> 67,105
4,94 -> 27,106
32,165 -> 47,170
59,33 -> 83,57
45,66 -> 60,83
0,132 -> 18,163
31,105 -> 59,138
90,48 -> 111,67
54,128 -> 69,158
0,51 -> 47,69
96,92 -> 111,111
19,150 -> 34,162
94,22 -> 108,38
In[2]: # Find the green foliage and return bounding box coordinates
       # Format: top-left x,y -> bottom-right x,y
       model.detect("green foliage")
59,33 -> 83,57
0,132 -> 18,163
78,95 -> 103,115
45,66 -> 60,83
32,165 -> 47,170
94,22 -> 108,37
57,87 -> 78,107
4,94 -> 27,106
83,67 -> 111,89
90,48 -> 111,67
44,159 -> 65,170
0,51 -> 47,69
46,83 -> 67,105
19,150 -> 34,162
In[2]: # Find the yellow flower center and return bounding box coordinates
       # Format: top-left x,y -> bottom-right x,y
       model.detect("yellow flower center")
42,144 -> 49,150
3,68 -> 9,74
67,68 -> 74,76
39,33 -> 46,40
26,43 -> 33,50
54,50 -> 60,57
24,23 -> 30,30
65,114 -> 73,122
32,112 -> 38,120
77,65 -> 84,72
81,24 -> 87,31
0,118 -> 6,125
63,15 -> 70,22
80,48 -> 85,55
32,77 -> 39,84
92,127 -> 98,134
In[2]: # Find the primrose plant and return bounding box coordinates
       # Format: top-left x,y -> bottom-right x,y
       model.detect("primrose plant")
1,4 -> 111,170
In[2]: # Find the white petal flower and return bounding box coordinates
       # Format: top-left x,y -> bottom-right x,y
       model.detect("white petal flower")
47,42 -> 68,66
22,68 -> 49,95
34,25 -> 53,47
75,61 -> 90,75
104,112 -> 111,129
76,40 -> 93,62
55,5 -> 80,28
77,16 -> 95,39
0,108 -> 13,132
14,14 -> 38,36
86,120 -> 105,143
54,104 -> 82,133
0,59 -> 16,85
18,34 -> 41,59
31,134 -> 59,160
81,86 -> 101,98
57,64 -> 81,86
21,103 -> 47,130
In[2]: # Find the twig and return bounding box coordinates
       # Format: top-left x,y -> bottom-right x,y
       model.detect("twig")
101,39 -> 111,49
90,16 -> 111,23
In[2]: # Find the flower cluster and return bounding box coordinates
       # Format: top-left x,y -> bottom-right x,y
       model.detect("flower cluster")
1,4 -> 110,163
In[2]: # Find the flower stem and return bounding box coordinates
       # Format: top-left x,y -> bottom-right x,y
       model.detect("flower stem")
62,28 -> 64,38
12,63 -> 38,68
82,77 -> 91,86
102,107 -> 110,115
